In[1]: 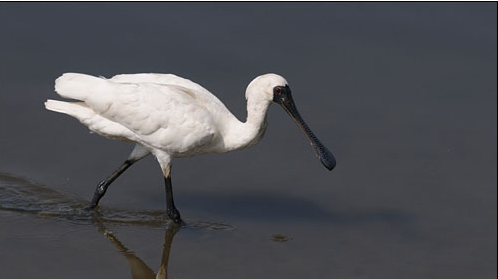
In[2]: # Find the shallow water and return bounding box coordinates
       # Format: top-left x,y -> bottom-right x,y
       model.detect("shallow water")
0,173 -> 233,230
1,3 -> 497,279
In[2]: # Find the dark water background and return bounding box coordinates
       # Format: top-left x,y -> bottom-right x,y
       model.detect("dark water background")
1,3 -> 496,278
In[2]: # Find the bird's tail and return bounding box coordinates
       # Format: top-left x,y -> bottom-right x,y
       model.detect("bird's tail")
45,99 -> 94,119
54,73 -> 107,101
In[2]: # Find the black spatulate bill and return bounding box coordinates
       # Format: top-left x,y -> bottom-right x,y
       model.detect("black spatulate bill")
273,85 -> 336,171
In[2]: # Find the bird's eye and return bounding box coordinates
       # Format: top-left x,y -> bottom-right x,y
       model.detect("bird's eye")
274,87 -> 281,94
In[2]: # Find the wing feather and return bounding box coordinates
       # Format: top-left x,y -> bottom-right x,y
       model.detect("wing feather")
56,74 -> 217,154
110,73 -> 232,118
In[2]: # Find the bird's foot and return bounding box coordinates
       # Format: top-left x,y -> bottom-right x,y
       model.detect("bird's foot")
167,208 -> 183,225
84,203 -> 98,212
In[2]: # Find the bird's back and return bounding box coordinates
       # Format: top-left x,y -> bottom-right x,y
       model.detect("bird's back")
110,73 -> 233,119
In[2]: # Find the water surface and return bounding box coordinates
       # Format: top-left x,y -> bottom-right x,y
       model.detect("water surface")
1,3 -> 496,279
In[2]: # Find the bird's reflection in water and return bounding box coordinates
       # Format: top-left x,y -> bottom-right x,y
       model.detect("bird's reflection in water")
95,220 -> 179,279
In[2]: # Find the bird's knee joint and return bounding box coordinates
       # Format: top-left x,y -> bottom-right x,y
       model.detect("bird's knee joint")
96,184 -> 106,194
162,166 -> 171,178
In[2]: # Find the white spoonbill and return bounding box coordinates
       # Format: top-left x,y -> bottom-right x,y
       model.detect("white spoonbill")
45,73 -> 336,224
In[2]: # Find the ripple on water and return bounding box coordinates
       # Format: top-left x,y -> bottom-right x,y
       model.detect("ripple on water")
0,173 -> 234,231
271,234 -> 292,242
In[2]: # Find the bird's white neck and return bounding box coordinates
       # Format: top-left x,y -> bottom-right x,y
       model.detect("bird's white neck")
222,96 -> 271,152
246,96 -> 271,127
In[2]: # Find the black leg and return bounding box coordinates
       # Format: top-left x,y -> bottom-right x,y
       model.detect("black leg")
164,175 -> 182,224
87,159 -> 134,210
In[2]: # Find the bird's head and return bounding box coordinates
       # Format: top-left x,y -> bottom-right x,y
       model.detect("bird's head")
247,73 -> 336,171
246,73 -> 289,102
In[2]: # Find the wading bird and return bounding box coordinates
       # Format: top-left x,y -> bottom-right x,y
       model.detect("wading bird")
45,73 -> 336,224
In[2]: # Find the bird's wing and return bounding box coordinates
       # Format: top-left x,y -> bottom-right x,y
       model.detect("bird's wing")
110,73 -> 232,117
55,73 -> 217,154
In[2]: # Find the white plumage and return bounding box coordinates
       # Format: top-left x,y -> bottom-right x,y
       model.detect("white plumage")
45,73 -> 288,173
45,72 -> 335,223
